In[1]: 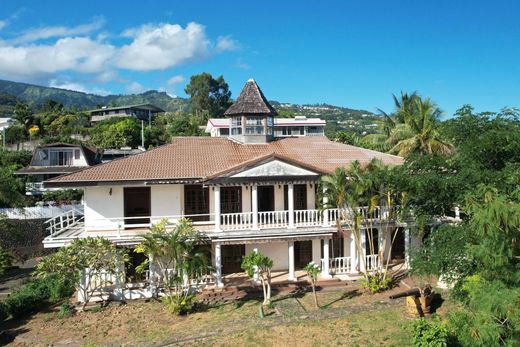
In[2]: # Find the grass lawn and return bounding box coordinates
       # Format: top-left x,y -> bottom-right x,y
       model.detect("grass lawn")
4,286 -> 417,346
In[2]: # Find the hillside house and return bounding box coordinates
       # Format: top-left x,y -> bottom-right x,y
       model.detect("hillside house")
89,104 -> 164,123
16,143 -> 101,195
43,79 -> 414,302
205,115 -> 325,137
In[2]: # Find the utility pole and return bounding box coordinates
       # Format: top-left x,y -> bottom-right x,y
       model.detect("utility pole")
141,120 -> 145,149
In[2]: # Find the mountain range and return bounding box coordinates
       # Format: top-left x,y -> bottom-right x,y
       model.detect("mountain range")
0,79 -> 380,135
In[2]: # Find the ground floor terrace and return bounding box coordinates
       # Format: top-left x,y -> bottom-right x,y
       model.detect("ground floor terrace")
75,226 -> 416,303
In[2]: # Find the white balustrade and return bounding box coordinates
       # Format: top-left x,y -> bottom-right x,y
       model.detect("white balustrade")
322,256 -> 351,275
258,210 -> 289,228
294,209 -> 322,227
365,254 -> 380,271
221,212 -> 253,230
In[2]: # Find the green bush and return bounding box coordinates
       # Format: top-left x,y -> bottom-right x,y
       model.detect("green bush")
5,279 -> 50,318
359,274 -> 392,293
0,300 -> 9,321
163,294 -> 196,315
412,316 -> 449,347
0,246 -> 13,275
3,275 -> 75,319
57,302 -> 73,318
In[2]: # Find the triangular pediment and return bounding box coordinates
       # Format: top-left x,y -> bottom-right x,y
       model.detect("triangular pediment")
230,159 -> 319,178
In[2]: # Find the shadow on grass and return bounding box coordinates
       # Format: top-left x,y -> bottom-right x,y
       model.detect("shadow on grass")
321,289 -> 361,309
429,293 -> 444,314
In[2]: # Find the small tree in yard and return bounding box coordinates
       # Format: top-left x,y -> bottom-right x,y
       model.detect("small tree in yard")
135,218 -> 211,315
35,237 -> 128,309
241,252 -> 273,306
304,261 -> 321,308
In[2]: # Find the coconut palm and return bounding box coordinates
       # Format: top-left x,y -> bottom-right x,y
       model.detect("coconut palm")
391,94 -> 452,156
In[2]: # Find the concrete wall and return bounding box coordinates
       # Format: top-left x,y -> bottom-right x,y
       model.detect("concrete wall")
150,185 -> 183,224
274,185 -> 284,211
84,186 -> 124,231
246,241 -> 289,271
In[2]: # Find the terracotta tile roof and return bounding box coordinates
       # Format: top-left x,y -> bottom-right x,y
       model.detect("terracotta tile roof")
224,79 -> 277,116
46,136 -> 403,185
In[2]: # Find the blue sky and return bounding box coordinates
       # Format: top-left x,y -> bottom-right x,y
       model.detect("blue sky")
0,1 -> 519,116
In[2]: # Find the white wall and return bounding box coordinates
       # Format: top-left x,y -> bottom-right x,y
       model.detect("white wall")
242,186 -> 251,212
150,185 -> 183,224
274,185 -> 284,211
307,183 -> 316,209
32,146 -> 89,167
84,186 -> 124,231
246,242 -> 289,271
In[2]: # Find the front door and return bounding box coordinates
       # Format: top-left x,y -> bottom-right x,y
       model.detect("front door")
257,185 -> 274,212
221,244 -> 245,274
295,240 -> 313,269
124,187 -> 151,226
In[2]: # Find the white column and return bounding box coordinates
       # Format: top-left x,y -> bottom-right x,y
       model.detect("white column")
360,230 -> 367,272
288,183 -> 295,228
322,187 -> 329,227
252,185 -> 258,230
404,228 -> 411,267
321,238 -> 331,277
350,230 -> 358,274
215,242 -> 223,287
214,186 -> 221,232
288,241 -> 295,281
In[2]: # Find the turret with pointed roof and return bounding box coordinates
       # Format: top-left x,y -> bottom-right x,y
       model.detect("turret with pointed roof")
224,79 -> 277,116
225,79 -> 277,144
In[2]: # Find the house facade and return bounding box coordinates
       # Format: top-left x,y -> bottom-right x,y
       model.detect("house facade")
89,103 -> 164,123
16,143 -> 101,195
44,79 -> 413,300
205,115 -> 325,137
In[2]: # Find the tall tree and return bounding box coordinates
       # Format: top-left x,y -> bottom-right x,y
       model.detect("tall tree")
184,73 -> 232,120
388,93 -> 452,156
12,102 -> 34,130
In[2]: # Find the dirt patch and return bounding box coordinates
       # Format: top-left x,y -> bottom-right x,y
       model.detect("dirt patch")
2,282 -> 433,346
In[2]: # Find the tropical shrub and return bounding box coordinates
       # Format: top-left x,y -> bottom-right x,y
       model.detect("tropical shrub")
412,316 -> 449,347
0,301 -> 9,321
163,293 -> 196,315
359,274 -> 392,294
0,246 -> 13,275
241,252 -> 273,306
303,261 -> 321,308
57,302 -> 73,318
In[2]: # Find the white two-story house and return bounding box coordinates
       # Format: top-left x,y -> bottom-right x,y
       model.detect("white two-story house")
16,142 -> 101,195
43,79 -> 411,299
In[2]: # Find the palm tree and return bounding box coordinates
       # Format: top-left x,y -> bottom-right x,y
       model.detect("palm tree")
391,93 -> 453,156
135,218 -> 211,297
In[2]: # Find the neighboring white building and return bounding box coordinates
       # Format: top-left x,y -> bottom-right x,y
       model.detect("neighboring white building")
16,143 -> 102,195
89,104 -> 164,123
43,79 -> 413,302
206,116 -> 326,137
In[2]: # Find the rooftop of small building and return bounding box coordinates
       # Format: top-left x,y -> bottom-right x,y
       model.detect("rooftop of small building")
89,103 -> 165,113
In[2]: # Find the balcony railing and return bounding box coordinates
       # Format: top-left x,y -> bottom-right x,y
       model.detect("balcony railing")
46,206 -> 399,239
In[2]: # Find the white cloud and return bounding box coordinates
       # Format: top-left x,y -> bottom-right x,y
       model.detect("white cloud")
12,17 -> 105,43
216,35 -> 239,52
0,20 -> 7,31
167,74 -> 184,86
0,37 -> 115,79
125,81 -> 145,94
116,22 -> 211,71
235,57 -> 251,70
49,78 -> 111,96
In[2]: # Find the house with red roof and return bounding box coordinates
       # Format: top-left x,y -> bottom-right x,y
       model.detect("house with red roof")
43,79 -> 413,302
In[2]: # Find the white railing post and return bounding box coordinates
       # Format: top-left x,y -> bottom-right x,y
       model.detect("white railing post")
252,185 -> 258,230
214,243 -> 223,288
322,187 -> 329,227
288,241 -> 295,281
288,183 -> 295,228
214,186 -> 221,232
321,238 -> 331,277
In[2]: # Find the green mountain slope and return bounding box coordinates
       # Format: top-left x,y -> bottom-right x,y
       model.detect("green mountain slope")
0,79 -> 380,135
